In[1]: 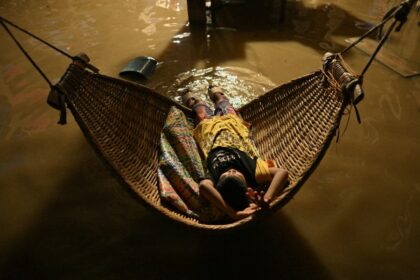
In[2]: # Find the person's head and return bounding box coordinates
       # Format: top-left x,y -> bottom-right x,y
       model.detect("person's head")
217,169 -> 249,211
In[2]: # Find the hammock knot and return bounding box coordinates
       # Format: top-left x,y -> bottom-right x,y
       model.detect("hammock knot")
321,52 -> 338,72
47,84 -> 67,125
394,1 -> 411,31
73,53 -> 99,73
321,52 -> 365,106
322,53 -> 364,128
345,78 -> 364,106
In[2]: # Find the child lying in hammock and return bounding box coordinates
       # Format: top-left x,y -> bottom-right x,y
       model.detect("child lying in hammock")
182,85 -> 288,221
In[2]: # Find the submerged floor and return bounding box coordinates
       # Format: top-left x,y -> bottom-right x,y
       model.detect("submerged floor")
0,0 -> 419,279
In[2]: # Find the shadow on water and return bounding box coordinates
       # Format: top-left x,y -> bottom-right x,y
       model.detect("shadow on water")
194,215 -> 333,280
145,1 -> 372,90
0,141 -> 331,279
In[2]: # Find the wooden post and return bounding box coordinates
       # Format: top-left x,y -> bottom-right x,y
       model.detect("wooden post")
187,0 -> 207,25
279,0 -> 286,23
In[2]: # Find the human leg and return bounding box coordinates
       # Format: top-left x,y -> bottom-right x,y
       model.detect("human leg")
208,85 -> 238,116
208,85 -> 228,105
181,90 -> 213,124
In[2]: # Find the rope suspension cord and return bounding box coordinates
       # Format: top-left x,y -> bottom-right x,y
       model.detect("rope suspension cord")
322,0 -> 416,126
0,19 -> 53,87
340,0 -> 414,79
0,16 -> 99,124
0,16 -> 74,59
340,8 -> 399,55
0,16 -> 99,72
359,19 -> 399,78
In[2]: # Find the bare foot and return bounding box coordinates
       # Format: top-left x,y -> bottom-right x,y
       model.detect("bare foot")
208,85 -> 228,104
181,91 -> 202,108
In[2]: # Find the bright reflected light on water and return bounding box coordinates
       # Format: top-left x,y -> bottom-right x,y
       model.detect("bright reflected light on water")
156,66 -> 276,109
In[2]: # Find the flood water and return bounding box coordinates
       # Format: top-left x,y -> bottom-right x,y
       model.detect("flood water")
0,0 -> 419,279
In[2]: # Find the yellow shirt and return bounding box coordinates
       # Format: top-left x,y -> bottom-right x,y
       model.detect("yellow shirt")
193,114 -> 273,185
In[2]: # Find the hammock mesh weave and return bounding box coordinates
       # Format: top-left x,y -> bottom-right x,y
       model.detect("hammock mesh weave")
55,57 -> 354,230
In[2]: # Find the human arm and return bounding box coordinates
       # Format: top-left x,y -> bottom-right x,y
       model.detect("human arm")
248,167 -> 288,208
199,179 -> 259,220
264,167 -> 288,204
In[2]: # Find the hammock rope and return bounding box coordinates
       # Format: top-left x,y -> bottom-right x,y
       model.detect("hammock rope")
0,0 -> 413,124
0,1 -> 414,229
0,16 -> 101,124
337,0 -> 414,105
0,19 -> 54,87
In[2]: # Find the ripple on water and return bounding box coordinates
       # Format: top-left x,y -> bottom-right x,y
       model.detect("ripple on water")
156,66 -> 276,109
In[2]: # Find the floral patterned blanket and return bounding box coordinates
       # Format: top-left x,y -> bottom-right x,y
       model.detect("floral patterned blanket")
158,106 -> 224,222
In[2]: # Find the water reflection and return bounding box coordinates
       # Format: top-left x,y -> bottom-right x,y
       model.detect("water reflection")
384,185 -> 419,251
155,66 -> 276,108
155,0 -> 184,11
379,94 -> 402,121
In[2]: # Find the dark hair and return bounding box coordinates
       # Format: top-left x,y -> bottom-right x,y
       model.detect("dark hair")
217,175 -> 249,211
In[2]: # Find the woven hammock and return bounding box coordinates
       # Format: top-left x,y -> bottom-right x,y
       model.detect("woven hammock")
2,0 -> 411,229
44,54 -> 360,230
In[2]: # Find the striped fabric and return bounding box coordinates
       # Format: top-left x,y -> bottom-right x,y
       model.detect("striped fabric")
158,107 -> 225,222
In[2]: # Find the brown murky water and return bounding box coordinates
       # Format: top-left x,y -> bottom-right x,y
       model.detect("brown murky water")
1,0 -> 419,279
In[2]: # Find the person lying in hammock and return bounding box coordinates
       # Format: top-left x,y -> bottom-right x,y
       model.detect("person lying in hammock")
182,85 -> 289,221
